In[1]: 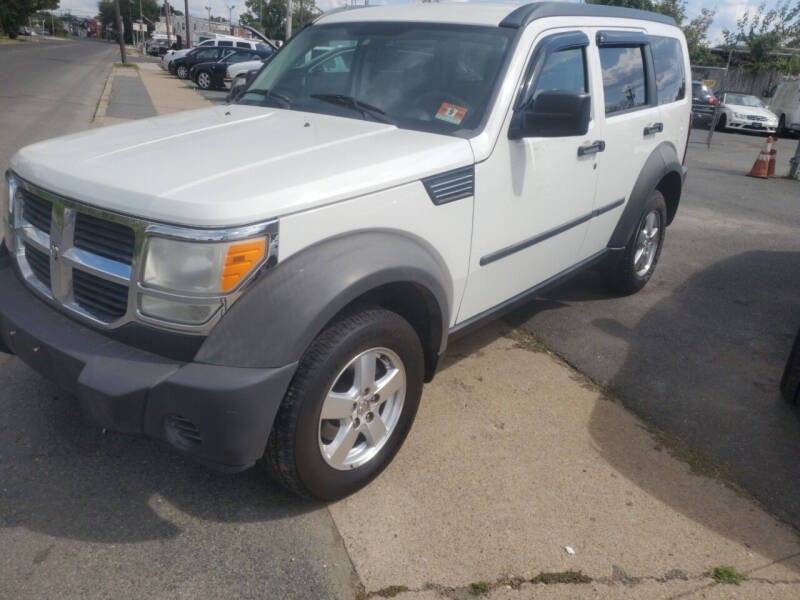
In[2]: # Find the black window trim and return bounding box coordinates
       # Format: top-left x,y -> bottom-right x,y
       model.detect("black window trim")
514,30 -> 590,112
596,30 -> 657,117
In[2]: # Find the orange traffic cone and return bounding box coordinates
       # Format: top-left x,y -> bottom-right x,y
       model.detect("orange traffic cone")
768,148 -> 777,177
748,137 -> 773,179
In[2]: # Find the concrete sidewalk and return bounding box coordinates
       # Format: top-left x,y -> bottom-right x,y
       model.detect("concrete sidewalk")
331,324 -> 800,599
93,62 -> 211,126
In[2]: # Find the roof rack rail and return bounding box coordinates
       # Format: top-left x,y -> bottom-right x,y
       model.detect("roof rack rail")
314,4 -> 370,24
500,1 -> 676,29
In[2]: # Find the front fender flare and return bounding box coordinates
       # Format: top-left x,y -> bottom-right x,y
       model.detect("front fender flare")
195,231 -> 452,370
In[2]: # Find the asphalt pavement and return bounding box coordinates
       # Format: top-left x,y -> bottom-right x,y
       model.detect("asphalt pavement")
0,38 -> 357,600
515,130 -> 800,526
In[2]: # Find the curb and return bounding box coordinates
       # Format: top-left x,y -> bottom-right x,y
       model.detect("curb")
92,66 -> 115,123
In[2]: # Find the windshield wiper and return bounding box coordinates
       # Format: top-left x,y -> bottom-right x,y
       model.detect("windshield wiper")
310,94 -> 395,124
241,88 -> 292,108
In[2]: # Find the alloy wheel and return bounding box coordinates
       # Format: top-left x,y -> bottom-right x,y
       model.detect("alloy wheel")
198,72 -> 211,89
633,209 -> 662,277
318,347 -> 406,471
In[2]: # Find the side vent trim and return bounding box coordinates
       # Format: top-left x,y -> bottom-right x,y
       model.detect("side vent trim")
422,166 -> 475,205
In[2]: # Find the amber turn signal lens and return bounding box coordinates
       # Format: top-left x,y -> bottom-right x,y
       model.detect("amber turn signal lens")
221,240 -> 266,291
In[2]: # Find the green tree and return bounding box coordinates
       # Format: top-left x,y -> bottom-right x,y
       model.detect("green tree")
722,1 -> 800,71
97,0 -> 159,44
240,0 -> 318,41
0,0 -> 59,38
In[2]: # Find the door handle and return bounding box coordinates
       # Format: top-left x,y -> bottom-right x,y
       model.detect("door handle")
644,122 -> 664,136
578,140 -> 606,156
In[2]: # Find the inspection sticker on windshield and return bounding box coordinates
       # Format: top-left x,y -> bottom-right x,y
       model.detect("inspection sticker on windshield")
435,102 -> 468,125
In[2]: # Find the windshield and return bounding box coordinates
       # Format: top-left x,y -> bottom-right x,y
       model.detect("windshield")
238,22 -> 515,136
725,93 -> 764,108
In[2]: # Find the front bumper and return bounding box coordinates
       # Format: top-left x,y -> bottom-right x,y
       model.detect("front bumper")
726,117 -> 777,132
0,258 -> 297,472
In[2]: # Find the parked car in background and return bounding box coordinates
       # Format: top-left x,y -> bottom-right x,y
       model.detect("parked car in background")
2,2 -> 690,500
691,80 -> 717,124
148,38 -> 171,57
170,41 -> 272,79
162,37 -> 268,71
191,47 -> 273,90
767,80 -> 800,136
715,92 -> 778,134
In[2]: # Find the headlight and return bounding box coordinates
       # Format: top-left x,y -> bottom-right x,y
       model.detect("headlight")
732,112 -> 746,119
142,236 -> 267,294
139,235 -> 269,325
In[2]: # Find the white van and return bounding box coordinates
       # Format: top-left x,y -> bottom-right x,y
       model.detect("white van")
767,80 -> 800,135
2,2 -> 690,500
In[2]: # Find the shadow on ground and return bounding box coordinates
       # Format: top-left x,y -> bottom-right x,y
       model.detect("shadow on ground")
443,249 -> 800,575
0,359 -> 319,544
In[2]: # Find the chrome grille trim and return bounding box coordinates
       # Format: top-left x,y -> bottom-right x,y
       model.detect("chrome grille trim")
6,172 -> 279,335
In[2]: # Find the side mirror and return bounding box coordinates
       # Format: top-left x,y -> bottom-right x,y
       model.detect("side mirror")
508,91 -> 591,139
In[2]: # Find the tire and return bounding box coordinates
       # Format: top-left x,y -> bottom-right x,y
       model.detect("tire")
778,114 -> 787,138
781,329 -> 800,404
605,190 -> 667,295
197,71 -> 212,90
264,307 -> 424,500
176,64 -> 189,79
715,112 -> 727,131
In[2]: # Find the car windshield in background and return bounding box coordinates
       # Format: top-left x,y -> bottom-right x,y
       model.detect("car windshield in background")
725,93 -> 764,107
238,22 -> 515,136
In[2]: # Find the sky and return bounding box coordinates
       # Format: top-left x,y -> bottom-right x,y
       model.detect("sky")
56,0 -> 771,44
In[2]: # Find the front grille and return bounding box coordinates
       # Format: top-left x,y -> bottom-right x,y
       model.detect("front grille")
74,212 -> 136,265
24,243 -> 50,287
747,115 -> 768,121
73,270 -> 129,320
22,190 -> 52,234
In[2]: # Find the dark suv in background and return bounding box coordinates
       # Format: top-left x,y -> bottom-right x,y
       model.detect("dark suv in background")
692,80 -> 718,125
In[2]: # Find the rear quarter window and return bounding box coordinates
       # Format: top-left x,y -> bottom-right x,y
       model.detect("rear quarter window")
651,35 -> 686,104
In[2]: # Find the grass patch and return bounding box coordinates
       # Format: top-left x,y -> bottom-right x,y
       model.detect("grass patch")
114,62 -> 139,68
357,586 -> 409,599
504,328 -> 550,353
469,581 -> 490,595
643,424 -> 748,496
531,570 -> 592,584
711,566 -> 746,585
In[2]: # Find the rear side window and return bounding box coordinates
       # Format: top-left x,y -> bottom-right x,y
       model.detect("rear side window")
651,36 -> 685,104
236,42 -> 251,48
599,46 -> 647,114
219,41 -> 234,47
531,48 -> 587,98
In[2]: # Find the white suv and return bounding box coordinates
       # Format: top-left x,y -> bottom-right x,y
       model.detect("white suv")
1,2 -> 689,500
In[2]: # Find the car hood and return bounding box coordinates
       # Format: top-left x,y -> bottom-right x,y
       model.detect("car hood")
228,60 -> 263,78
725,104 -> 777,119
167,49 -> 190,61
11,105 -> 474,228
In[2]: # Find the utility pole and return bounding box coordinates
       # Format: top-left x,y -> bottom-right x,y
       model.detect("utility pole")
184,0 -> 190,47
228,4 -> 235,35
165,0 -> 172,47
114,0 -> 127,63
286,0 -> 292,40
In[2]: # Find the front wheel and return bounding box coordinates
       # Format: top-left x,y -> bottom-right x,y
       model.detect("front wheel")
605,190 -> 667,295
176,64 -> 189,79
197,71 -> 212,90
264,307 -> 424,500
